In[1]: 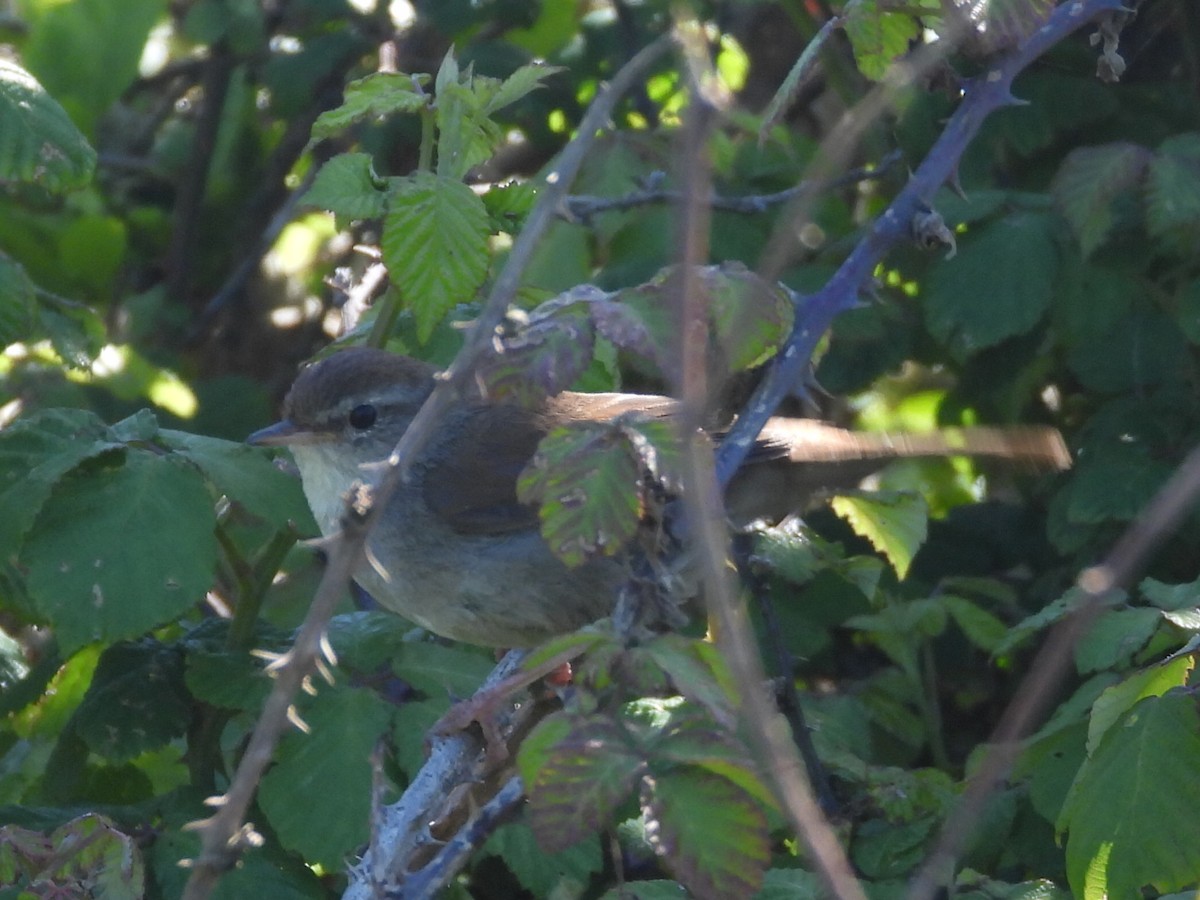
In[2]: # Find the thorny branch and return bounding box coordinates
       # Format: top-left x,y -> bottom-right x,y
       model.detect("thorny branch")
180,35 -> 673,900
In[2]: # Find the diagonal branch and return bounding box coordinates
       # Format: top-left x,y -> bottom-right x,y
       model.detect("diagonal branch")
715,0 -> 1129,487
179,34 -> 673,900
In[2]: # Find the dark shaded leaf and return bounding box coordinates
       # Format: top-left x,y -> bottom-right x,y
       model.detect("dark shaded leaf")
258,685 -> 394,869
72,641 -> 188,760
924,212 -> 1058,358
23,452 -> 218,653
1052,143 -> 1151,257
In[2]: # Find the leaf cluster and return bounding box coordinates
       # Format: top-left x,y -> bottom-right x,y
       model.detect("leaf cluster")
1,1 -> 1200,900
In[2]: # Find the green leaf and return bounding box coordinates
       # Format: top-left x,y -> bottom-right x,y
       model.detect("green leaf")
517,421 -> 644,567
924,212 -> 1058,359
381,172 -> 490,342
0,814 -> 145,897
258,685 -> 394,869
309,72 -> 429,144
390,641 -> 495,699
1065,450 -> 1175,524
0,59 -> 96,190
160,429 -> 316,532
1073,607 -> 1162,674
476,287 -> 599,404
1144,133 -> 1200,246
0,408 -> 116,557
71,641 -> 189,761
940,595 -> 1008,653
1066,309 -> 1191,394
996,588 -> 1092,655
486,822 -> 602,897
595,264 -> 793,379
521,713 -> 645,852
641,766 -> 770,900
1051,143 -> 1150,257
844,1 -> 920,81
0,255 -> 36,345
23,452 -> 218,654
831,491 -> 928,579
1086,654 -> 1195,754
302,153 -> 389,221
651,717 -> 776,811
852,816 -> 937,880
483,63 -> 562,115
1059,690 -> 1200,899
704,263 -> 795,372
21,0 -> 166,139
639,636 -> 738,728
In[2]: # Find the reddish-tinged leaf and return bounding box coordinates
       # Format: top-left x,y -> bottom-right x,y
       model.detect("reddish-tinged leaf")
517,422 -> 644,566
521,713 -> 646,852
1052,143 -> 1151,257
477,287 -> 601,404
641,767 -> 770,900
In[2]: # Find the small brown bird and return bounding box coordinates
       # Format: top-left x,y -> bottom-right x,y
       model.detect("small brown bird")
249,347 -> 1070,646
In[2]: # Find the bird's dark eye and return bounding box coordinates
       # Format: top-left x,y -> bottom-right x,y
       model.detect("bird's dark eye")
348,404 -> 377,430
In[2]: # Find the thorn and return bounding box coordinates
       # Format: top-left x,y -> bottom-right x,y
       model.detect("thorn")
947,167 -> 968,200
314,655 -> 337,687
286,704 -> 311,734
319,631 -> 338,667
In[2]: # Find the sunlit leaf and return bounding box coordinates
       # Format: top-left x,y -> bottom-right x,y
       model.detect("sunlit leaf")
1086,654 -> 1194,754
483,63 -> 563,115
309,72 -> 429,144
381,172 -> 490,342
303,152 -> 389,221
1059,690 -> 1200,899
844,0 -> 920,81
831,491 -> 928,579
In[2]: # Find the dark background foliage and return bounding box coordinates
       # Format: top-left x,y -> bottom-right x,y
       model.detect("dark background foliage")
1,1 -> 1199,898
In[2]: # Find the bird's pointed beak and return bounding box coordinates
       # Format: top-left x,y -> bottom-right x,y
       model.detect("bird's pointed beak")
247,419 -> 333,447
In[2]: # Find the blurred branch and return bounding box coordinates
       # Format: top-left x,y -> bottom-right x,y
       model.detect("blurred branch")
561,148 -> 902,224
180,35 -> 673,900
166,41 -> 236,308
716,0 -> 1129,486
670,13 -> 866,899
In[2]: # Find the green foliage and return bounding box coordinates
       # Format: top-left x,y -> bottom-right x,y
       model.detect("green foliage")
1058,690 -> 1200,899
2,2 -> 1200,899
0,59 -> 96,191
831,490 -> 929,579
381,172 -> 491,341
